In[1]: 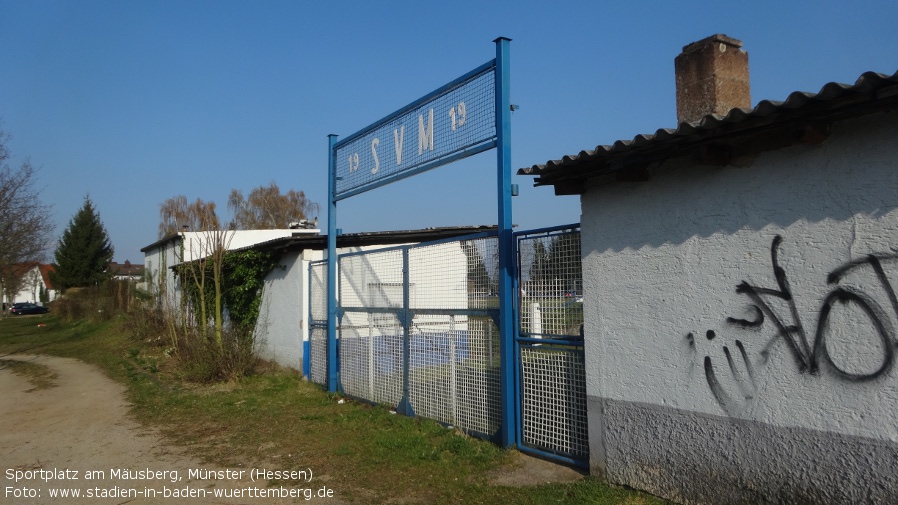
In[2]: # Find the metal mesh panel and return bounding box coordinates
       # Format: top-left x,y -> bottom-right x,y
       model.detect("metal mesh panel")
309,326 -> 327,386
334,66 -> 496,198
339,311 -> 403,406
452,316 -> 500,435
407,318 -> 501,435
338,248 -> 405,406
407,235 -> 501,436
408,241 -> 470,310
308,261 -> 328,386
518,230 -> 582,337
451,236 -> 499,309
520,344 -> 589,458
309,260 -> 327,321
339,248 -> 404,309
408,314 -> 457,424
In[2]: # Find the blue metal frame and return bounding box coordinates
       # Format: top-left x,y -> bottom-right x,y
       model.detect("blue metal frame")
494,37 -> 515,448
512,222 -> 582,239
332,60 -> 497,201
327,134 -> 340,393
512,223 -> 588,466
326,38 -> 515,446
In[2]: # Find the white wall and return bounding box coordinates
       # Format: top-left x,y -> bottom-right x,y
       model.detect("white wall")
581,111 -> 898,503
179,229 -> 318,262
255,249 -> 320,370
9,266 -> 53,304
142,237 -> 183,309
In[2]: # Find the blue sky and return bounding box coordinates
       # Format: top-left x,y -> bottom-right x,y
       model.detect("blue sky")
1,0 -> 896,263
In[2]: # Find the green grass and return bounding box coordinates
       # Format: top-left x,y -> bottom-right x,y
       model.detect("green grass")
0,313 -> 670,505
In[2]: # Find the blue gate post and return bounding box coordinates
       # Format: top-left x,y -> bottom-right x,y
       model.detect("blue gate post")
327,133 -> 340,393
494,36 -> 516,448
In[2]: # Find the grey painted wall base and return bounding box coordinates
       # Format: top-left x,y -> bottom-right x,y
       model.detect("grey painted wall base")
589,396 -> 898,504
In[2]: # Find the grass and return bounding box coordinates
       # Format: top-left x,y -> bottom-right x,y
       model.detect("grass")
0,358 -> 58,390
0,313 -> 671,505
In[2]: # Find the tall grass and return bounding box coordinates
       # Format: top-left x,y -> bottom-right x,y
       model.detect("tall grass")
123,295 -> 258,382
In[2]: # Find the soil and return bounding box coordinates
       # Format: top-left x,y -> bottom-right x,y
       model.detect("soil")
1,354 -> 584,504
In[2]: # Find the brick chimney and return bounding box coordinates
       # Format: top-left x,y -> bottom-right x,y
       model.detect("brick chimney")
675,34 -> 750,124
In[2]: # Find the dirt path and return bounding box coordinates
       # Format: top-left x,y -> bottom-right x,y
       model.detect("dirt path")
1,354 -> 344,504
1,354 -> 583,504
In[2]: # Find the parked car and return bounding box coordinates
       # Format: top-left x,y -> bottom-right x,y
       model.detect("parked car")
9,302 -> 49,315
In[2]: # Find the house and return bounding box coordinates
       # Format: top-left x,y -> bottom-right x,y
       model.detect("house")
108,261 -> 145,282
520,34 -> 898,504
1,262 -> 57,306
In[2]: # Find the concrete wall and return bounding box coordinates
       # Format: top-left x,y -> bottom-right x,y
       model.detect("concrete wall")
581,111 -> 898,503
255,249 -> 319,370
143,237 -> 183,308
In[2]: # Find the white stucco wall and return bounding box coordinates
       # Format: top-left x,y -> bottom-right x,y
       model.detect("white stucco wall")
580,111 -> 898,503
255,249 -> 320,370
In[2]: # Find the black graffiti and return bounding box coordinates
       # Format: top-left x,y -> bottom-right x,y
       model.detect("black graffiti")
726,305 -> 764,328
699,235 -> 898,414
704,340 -> 756,412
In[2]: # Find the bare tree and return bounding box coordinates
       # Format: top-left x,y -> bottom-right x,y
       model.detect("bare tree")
158,195 -> 223,238
228,181 -> 319,230
159,195 -> 234,347
0,130 -> 54,309
0,264 -> 29,307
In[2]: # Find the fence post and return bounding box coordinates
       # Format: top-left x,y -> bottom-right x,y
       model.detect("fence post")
327,134 -> 340,393
494,36 -> 516,448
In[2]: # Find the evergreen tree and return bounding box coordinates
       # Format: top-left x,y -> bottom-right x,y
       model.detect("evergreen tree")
51,196 -> 114,289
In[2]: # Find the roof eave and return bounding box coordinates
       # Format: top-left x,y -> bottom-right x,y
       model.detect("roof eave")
520,70 -> 898,194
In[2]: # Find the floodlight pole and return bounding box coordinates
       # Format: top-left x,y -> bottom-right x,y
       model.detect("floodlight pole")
494,36 -> 516,448
327,133 -> 339,393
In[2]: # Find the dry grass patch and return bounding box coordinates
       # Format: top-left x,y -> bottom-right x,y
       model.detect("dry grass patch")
0,358 -> 58,391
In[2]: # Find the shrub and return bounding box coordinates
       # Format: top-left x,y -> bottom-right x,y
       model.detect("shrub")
174,325 -> 258,382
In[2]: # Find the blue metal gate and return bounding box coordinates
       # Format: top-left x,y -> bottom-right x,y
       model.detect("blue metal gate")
306,224 -> 588,463
515,225 -> 589,466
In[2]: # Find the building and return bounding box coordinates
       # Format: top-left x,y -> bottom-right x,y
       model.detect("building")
520,34 -> 898,504
140,228 -> 322,304
142,226 -> 492,372
1,262 -> 57,307
107,261 -> 145,282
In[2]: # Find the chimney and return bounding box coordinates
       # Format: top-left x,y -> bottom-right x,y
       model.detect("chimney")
675,34 -> 750,124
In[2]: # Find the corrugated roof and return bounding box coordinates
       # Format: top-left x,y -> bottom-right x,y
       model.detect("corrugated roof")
519,69 -> 898,192
235,225 -> 497,254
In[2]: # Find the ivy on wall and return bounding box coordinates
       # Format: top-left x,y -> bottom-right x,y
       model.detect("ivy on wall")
175,249 -> 282,333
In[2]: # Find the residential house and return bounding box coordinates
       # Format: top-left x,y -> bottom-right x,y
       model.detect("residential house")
108,261 -> 145,282
2,262 -> 57,307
